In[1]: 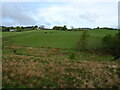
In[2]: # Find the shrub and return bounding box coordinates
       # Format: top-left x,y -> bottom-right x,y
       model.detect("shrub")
102,32 -> 120,59
102,34 -> 114,48
77,30 -> 90,51
69,52 -> 76,59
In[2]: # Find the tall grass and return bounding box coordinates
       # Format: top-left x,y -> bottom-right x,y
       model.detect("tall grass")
2,46 -> 120,88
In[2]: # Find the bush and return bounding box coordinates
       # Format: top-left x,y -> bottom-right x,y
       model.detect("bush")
16,29 -> 22,32
77,30 -> 90,51
102,32 -> 120,58
102,34 -> 114,48
69,52 -> 76,59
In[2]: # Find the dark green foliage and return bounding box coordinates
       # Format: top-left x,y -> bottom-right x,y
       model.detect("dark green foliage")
2,27 -> 10,32
77,30 -> 90,51
62,25 -> 67,31
53,26 -> 62,30
102,32 -> 120,59
69,52 -> 76,59
100,27 -> 117,30
13,50 -> 17,54
52,25 -> 67,30
16,26 -> 22,32
31,26 -> 38,30
96,27 -> 99,29
2,26 -> 16,32
102,34 -> 113,48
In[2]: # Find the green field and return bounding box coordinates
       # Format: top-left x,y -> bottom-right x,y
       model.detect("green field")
2,30 -> 118,48
2,30 -> 120,88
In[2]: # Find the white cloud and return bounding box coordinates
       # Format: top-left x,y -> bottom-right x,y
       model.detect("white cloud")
33,5 -> 81,27
1,0 -> 119,3
1,1 -> 118,28
32,2 -> 118,28
2,3 -> 37,26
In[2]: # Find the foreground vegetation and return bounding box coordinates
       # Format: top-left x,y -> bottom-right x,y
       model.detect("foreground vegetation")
3,46 -> 120,88
2,29 -> 120,88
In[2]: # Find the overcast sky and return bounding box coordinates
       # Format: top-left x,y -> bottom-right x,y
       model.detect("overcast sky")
1,0 -> 119,28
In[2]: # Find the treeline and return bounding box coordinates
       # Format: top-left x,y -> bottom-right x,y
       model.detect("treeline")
52,25 -> 67,30
0,25 -> 118,32
1,25 -> 45,32
1,26 -> 36,32
52,26 -> 118,31
94,27 -> 118,30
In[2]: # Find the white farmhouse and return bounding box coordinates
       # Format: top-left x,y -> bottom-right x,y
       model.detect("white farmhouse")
9,29 -> 15,32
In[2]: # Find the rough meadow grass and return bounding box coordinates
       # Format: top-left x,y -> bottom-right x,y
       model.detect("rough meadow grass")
2,30 -> 120,88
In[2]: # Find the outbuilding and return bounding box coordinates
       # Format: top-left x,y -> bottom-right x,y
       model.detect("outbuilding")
9,29 -> 15,32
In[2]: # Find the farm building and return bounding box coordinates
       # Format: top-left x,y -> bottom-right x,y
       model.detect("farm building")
36,27 -> 42,30
36,26 -> 45,30
9,29 -> 15,32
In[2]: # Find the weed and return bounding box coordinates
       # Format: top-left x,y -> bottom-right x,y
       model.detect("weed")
69,52 -> 76,59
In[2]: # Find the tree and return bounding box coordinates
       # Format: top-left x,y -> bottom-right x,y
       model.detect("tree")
31,26 -> 35,30
53,26 -> 63,30
96,27 -> 99,29
2,27 -> 9,32
62,25 -> 67,30
52,25 -> 67,31
10,26 -> 14,29
21,26 -> 24,29
34,25 -> 38,29
16,26 -> 22,32
77,30 -> 90,51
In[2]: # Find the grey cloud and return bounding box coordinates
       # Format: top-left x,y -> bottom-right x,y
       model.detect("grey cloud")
2,3 -> 37,26
44,22 -> 51,26
79,13 -> 98,23
37,17 -> 65,26
35,17 -> 52,26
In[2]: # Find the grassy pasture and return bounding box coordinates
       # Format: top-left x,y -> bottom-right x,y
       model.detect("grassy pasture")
2,29 -> 118,49
2,30 -> 34,37
2,29 -> 120,88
